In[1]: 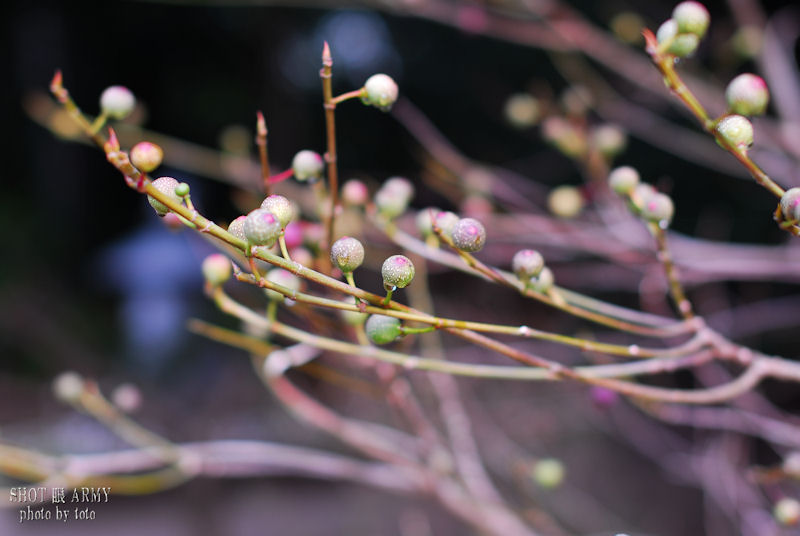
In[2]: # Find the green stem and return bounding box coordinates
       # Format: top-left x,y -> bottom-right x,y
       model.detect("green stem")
652,225 -> 694,319
278,234 -> 292,261
382,288 -> 394,307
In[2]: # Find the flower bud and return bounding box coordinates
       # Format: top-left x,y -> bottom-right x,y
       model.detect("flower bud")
100,85 -> 136,119
416,208 -> 441,238
292,150 -> 324,181
330,236 -> 365,273
260,194 -> 295,228
111,383 -> 142,413
716,114 -> 754,150
382,255 -> 415,289
608,166 -> 640,195
263,268 -> 301,301
590,124 -> 627,158
631,183 -> 657,211
547,186 -> 584,219
202,253 -> 231,286
504,93 -> 540,128
175,182 -> 190,197
780,187 -> 800,222
342,179 -> 369,206
147,176 -> 181,216
725,73 -> 769,116
672,1 -> 710,38
382,176 -> 414,201
130,142 -> 164,173
451,218 -> 486,252
365,314 -> 402,345
532,458 -> 565,489
656,19 -> 699,57
339,298 -> 367,326
363,74 -> 399,111
512,249 -> 545,281
244,208 -> 282,247
53,371 -> 84,403
434,211 -> 460,239
531,267 -> 555,293
228,215 -> 247,241
774,498 -> 800,527
640,192 -> 675,225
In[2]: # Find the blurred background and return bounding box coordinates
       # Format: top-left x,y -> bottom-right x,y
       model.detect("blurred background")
2,0 -> 800,534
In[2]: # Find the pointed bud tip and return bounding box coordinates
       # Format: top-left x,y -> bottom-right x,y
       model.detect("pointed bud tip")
322,41 -> 331,61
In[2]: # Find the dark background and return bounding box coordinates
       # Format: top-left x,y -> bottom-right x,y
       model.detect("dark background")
2,1 -> 800,535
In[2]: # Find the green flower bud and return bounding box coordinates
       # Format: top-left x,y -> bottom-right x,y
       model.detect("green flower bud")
382,255 -> 415,289
656,19 -> 699,57
100,85 -> 135,119
263,268 -> 301,301
640,192 -> 675,225
725,73 -> 769,116
362,74 -> 399,111
330,236 -> 365,273
228,215 -> 247,241
451,217 -> 486,252
774,498 -> 800,527
608,166 -> 640,195
531,267 -> 555,293
375,178 -> 414,219
244,208 -> 282,247
292,150 -> 324,181
202,253 -> 231,286
365,314 -> 402,345
147,176 -> 181,216
672,1 -> 710,38
780,187 -> 800,222
716,114 -> 754,151
260,194 -> 295,228
532,458 -> 565,489
130,141 -> 163,173
175,182 -> 190,197
53,371 -> 84,403
339,298 -> 367,326
512,249 -> 545,281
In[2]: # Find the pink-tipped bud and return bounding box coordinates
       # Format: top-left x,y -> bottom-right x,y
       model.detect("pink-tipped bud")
780,188 -> 800,222
292,150 -> 324,181
381,255 -> 415,289
263,268 -> 301,302
202,253 -> 232,286
341,179 -> 369,206
716,114 -> 754,151
725,73 -> 769,116
451,218 -> 487,252
244,208 -> 282,247
512,249 -> 545,281
641,192 -> 675,226
130,142 -> 164,173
